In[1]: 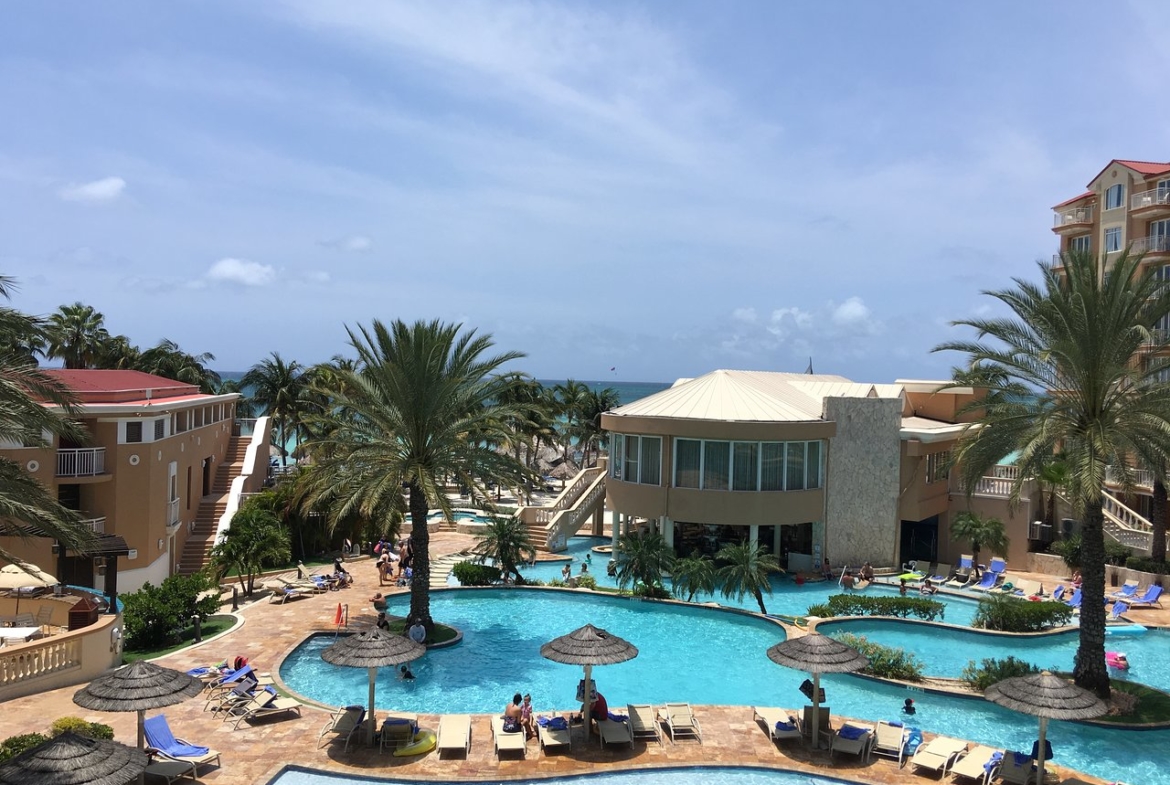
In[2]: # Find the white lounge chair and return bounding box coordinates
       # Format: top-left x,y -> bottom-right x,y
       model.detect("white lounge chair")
751,706 -> 800,743
870,720 -> 908,766
999,750 -> 1044,784
628,704 -> 663,745
537,716 -> 572,752
951,744 -> 1002,784
910,735 -> 967,776
830,722 -> 874,761
659,703 -> 702,743
490,715 -> 526,758
225,690 -> 302,730
436,714 -> 471,757
595,718 -> 633,748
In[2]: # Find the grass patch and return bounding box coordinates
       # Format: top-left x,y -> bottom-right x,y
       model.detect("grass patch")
121,614 -> 236,663
381,618 -> 459,646
1095,679 -> 1170,725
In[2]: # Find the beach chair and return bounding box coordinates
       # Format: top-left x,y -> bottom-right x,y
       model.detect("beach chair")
205,680 -> 258,714
628,704 -> 663,745
436,714 -> 471,757
268,586 -> 307,604
317,705 -> 365,751
659,703 -> 702,743
1108,601 -> 1129,621
797,704 -> 833,744
946,556 -> 974,587
34,606 -> 54,634
225,688 -> 302,730
1129,585 -> 1163,608
928,563 -> 952,583
987,556 -> 1007,577
1110,579 -> 1140,600
379,714 -> 419,753
751,706 -> 800,743
1010,579 -> 1040,598
999,750 -> 1040,784
910,735 -> 967,776
950,745 -> 1002,785
143,760 -> 197,784
1064,588 -> 1082,609
143,715 -> 222,777
830,722 -> 874,762
595,718 -> 633,748
536,715 -> 571,752
490,715 -> 526,758
871,720 -> 909,766
968,571 -> 999,592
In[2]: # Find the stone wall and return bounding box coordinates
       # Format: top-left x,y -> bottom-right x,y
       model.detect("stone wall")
824,397 -> 903,568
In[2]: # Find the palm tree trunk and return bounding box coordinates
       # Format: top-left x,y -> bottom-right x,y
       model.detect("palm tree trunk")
753,589 -> 767,615
1153,478 -> 1167,563
406,482 -> 434,630
1075,500 -> 1111,697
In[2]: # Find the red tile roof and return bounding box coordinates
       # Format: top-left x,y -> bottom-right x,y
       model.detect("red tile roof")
1052,190 -> 1095,209
1115,159 -> 1170,176
42,370 -> 203,404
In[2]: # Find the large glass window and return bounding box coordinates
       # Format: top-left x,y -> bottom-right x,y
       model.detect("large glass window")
806,441 -> 822,488
761,443 -> 784,490
623,435 -> 639,483
732,442 -> 759,491
675,439 -> 701,488
1069,235 -> 1090,253
703,441 -> 730,490
786,442 -> 805,490
1106,184 -> 1125,210
640,436 -> 662,485
671,438 -> 823,492
610,434 -> 662,486
1105,226 -> 1122,252
610,434 -> 624,479
926,450 -> 951,484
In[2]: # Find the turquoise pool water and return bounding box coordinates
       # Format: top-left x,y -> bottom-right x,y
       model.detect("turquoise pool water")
269,765 -> 858,785
280,589 -> 1166,785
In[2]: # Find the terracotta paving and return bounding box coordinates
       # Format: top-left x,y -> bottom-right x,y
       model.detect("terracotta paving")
0,531 -> 1138,785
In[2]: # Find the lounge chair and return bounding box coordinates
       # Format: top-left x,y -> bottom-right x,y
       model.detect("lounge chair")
910,735 -> 967,776
143,759 -> 197,784
1010,579 -> 1040,598
269,586 -> 307,604
1108,601 -> 1129,621
1110,579 -> 1140,600
629,703 -> 663,745
205,679 -> 258,713
379,713 -> 419,753
1064,588 -> 1082,609
225,688 -> 302,730
595,718 -> 633,748
536,715 -> 571,752
751,706 -> 800,743
987,556 -> 1007,576
490,715 -> 526,758
659,703 -> 702,743
830,722 -> 874,761
317,705 -> 365,751
437,714 -> 471,757
871,720 -> 909,766
946,556 -> 974,587
928,563 -> 952,583
968,571 -> 999,592
950,745 -> 1002,784
798,704 -> 833,742
999,750 -> 1041,784
1129,585 -> 1163,608
143,715 -> 222,777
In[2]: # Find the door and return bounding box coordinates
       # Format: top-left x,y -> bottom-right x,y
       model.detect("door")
899,516 -> 938,566
201,458 -> 211,497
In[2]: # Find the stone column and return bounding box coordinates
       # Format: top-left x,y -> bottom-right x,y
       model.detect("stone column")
749,524 -> 759,550
664,517 -> 675,549
611,510 -> 620,550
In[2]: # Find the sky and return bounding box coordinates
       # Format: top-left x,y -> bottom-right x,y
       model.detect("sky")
2,1 -> 1169,384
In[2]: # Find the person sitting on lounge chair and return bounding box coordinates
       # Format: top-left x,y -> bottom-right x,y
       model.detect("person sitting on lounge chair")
520,693 -> 536,739
502,693 -> 524,733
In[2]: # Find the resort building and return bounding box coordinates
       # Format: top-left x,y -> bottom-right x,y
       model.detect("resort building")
0,370 -> 271,594
600,370 -> 1041,573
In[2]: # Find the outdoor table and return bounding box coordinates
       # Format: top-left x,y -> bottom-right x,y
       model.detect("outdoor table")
0,626 -> 41,643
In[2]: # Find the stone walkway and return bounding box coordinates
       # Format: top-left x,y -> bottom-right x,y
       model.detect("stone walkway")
0,531 -> 1127,785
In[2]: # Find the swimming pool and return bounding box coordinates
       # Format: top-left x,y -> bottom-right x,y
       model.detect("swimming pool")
279,588 -> 1167,785
269,766 -> 860,785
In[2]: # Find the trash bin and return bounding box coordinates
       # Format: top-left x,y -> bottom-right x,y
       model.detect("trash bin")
68,596 -> 100,631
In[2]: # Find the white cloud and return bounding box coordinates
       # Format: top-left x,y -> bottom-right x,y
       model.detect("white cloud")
58,176 -> 126,203
732,307 -> 757,324
831,297 -> 872,328
769,307 -> 814,333
343,235 -> 371,252
205,258 -> 276,287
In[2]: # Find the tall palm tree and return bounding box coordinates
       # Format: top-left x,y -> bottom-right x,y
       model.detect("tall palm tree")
577,386 -> 620,466
936,248 -> 1170,696
613,529 -> 675,593
1152,476 -> 1167,563
1036,455 -> 1070,536
553,379 -> 589,462
671,551 -> 716,602
45,302 -> 110,369
94,334 -> 140,370
136,339 -> 221,393
209,506 -> 291,595
950,511 -> 1009,568
296,319 -> 531,630
716,540 -> 780,614
471,515 -> 536,584
242,353 -> 306,465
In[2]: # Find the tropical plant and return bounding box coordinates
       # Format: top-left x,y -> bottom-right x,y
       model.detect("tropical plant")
120,572 -> 221,648
577,386 -> 620,466
0,733 -> 48,764
49,717 -> 114,740
1036,454 -> 1070,535
833,633 -> 924,682
295,319 -> 531,631
211,378 -> 255,418
1153,475 -> 1168,564
670,551 -> 716,602
715,540 -> 781,614
961,656 -> 1040,691
451,561 -> 501,586
136,339 -> 221,393
471,515 -> 536,584
936,248 -> 1170,696
613,529 -> 675,594
209,507 -> 291,595
950,511 -> 1010,567
44,302 -> 110,369
806,594 -> 946,622
241,353 -> 306,465
972,594 -> 1073,632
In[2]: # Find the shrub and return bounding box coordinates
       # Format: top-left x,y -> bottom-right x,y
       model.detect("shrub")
1124,556 -> 1169,576
806,594 -> 946,622
961,656 -> 1040,691
834,633 -> 924,682
1105,540 -> 1133,567
546,578 -> 566,588
121,572 -> 221,650
450,561 -> 500,586
1049,534 -> 1128,568
576,574 -> 598,590
632,582 -> 671,599
972,594 -> 1073,632
49,717 -> 114,740
0,733 -> 48,763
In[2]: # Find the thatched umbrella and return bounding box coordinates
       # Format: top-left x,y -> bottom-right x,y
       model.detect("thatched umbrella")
0,731 -> 147,785
547,461 -> 580,489
540,624 -> 638,733
0,562 -> 58,615
73,661 -> 203,753
984,670 -> 1107,784
766,632 -> 868,749
321,627 -> 426,746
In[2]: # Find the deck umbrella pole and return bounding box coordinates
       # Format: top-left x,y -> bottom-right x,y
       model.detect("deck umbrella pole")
1036,715 -> 1049,784
367,666 -> 377,746
583,664 -> 593,734
810,672 -> 822,749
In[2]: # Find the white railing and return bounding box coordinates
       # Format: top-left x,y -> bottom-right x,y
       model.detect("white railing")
214,416 -> 272,547
1053,206 -> 1093,227
545,471 -> 608,552
0,637 -> 81,690
1051,253 -> 1064,268
989,464 -> 1020,480
1130,235 -> 1170,255
1105,465 -> 1155,490
535,468 -> 603,524
167,497 -> 180,526
77,516 -> 105,534
971,476 -> 1014,497
1130,188 -> 1170,211
1101,489 -> 1153,533
56,448 -> 105,478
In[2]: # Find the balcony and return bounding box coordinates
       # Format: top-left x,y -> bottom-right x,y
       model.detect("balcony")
56,448 -> 106,478
168,497 -> 181,527
77,516 -> 105,534
1131,234 -> 1170,260
1052,206 -> 1093,234
1130,188 -> 1170,217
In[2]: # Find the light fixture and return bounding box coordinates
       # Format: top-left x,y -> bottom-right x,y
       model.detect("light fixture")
157,538 -> 165,550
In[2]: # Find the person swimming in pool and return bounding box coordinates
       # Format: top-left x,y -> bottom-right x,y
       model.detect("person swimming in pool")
902,698 -> 916,715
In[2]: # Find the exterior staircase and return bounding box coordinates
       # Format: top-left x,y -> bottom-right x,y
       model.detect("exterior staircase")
177,436 -> 249,575
1100,489 -> 1154,555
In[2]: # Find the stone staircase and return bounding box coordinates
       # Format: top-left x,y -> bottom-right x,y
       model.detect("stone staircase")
177,436 -> 249,575
1100,489 -> 1153,555
429,552 -> 468,589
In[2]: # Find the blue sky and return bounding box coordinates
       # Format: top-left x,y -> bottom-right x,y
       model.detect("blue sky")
2,1 -> 1168,383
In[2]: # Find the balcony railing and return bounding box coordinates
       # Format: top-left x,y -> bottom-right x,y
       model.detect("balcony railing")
1130,188 -> 1170,211
168,498 -> 180,526
1131,235 -> 1170,255
56,448 -> 106,478
77,516 -> 105,534
1053,206 -> 1093,227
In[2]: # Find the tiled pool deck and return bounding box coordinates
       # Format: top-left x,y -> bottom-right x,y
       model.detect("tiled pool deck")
0,531 -> 1138,785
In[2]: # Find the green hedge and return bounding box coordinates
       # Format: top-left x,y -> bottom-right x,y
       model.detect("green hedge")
972,594 -> 1073,632
834,633 -> 924,682
576,574 -> 598,590
961,656 -> 1040,691
49,717 -> 114,740
451,561 -> 500,586
1124,557 -> 1168,576
122,572 -> 221,650
1051,534 -> 1132,569
807,594 -> 946,622
0,734 -> 48,763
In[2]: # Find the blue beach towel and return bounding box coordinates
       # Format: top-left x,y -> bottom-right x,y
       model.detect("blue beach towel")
1012,751 -> 1031,766
905,727 -> 923,755
607,712 -> 627,722
837,725 -> 867,741
1031,739 -> 1053,761
985,751 -> 1004,773
774,720 -> 797,732
143,715 -> 210,758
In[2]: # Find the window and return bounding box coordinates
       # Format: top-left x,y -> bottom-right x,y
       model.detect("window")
732,442 -> 759,491
1105,227 -> 1122,252
125,421 -> 143,443
806,441 -> 822,488
610,434 -> 624,479
671,438 -> 824,491
154,419 -> 165,440
623,434 -> 639,483
640,437 -> 662,485
610,434 -> 661,486
786,442 -> 805,491
703,441 -> 730,490
1160,180 -> 1170,201
926,451 -> 951,484
674,439 -> 701,488
1069,235 -> 1090,253
760,443 -> 784,490
1105,184 -> 1125,210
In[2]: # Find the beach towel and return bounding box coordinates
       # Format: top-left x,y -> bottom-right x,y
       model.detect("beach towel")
607,712 -> 627,723
775,719 -> 797,732
143,716 -> 210,758
838,725 -> 867,741
986,750 -> 1004,773
1031,738 -> 1053,761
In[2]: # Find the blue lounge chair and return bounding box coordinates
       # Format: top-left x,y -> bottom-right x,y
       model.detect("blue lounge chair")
987,557 -> 1007,576
1052,585 -> 1066,602
143,714 -> 222,775
969,571 -> 998,592
1130,585 -> 1163,608
1110,580 -> 1140,600
1064,589 -> 1082,609
1108,601 -> 1129,621
945,556 -> 974,588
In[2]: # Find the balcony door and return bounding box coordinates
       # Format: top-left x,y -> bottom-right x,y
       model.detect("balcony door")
201,457 -> 211,497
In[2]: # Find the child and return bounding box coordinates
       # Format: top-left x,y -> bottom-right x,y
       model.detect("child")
902,698 -> 916,715
521,693 -> 536,739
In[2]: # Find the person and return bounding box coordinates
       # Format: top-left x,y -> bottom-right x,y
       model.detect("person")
606,560 -> 617,577
399,538 -> 413,570
1071,570 -> 1083,589
902,698 -> 916,715
586,552 -> 592,565
376,612 -> 390,630
794,572 -> 805,586
580,562 -> 589,575
503,693 -> 524,733
841,571 -> 855,590
590,691 -> 608,727
399,664 -> 415,681
899,578 -> 908,596
520,693 -> 536,739
822,558 -> 833,580
561,564 -> 572,580
860,562 -> 874,583
333,557 -> 352,586
370,592 -> 387,612
920,578 -> 937,595
408,622 -> 426,644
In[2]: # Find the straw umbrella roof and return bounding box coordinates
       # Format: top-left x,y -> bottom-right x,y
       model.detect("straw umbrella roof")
322,627 -> 426,668
547,462 -> 580,480
984,670 -> 1107,721
540,623 -> 638,666
73,661 -> 203,713
0,562 -> 57,590
766,632 -> 869,674
0,731 -> 147,785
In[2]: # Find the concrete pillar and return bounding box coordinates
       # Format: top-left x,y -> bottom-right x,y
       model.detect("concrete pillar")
749,525 -> 759,549
773,525 -> 783,560
611,510 -> 620,550
664,517 -> 675,549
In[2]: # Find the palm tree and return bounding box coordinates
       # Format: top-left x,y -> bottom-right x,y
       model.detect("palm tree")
211,378 -> 255,418
950,511 -> 1009,568
94,335 -> 140,370
1152,475 -> 1167,563
209,506 -> 291,595
296,319 -> 531,630
471,515 -> 536,584
45,302 -> 110,369
671,551 -> 716,602
1036,455 -> 1070,536
577,386 -> 620,466
136,339 -> 221,393
936,248 -> 1170,696
553,379 -> 589,462
613,529 -> 675,594
716,540 -> 780,614
242,353 -> 306,465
